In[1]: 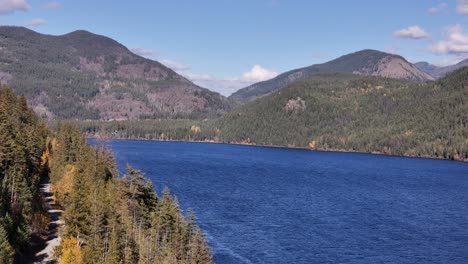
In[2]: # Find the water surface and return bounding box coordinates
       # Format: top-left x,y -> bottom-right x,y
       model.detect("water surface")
93,140 -> 468,263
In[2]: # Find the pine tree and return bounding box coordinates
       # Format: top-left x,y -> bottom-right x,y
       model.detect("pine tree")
187,227 -> 213,264
0,225 -> 14,264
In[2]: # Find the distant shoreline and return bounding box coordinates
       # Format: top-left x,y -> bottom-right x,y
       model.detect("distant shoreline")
86,136 -> 468,163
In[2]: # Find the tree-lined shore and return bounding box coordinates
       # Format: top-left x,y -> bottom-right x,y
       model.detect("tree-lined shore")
70,68 -> 468,162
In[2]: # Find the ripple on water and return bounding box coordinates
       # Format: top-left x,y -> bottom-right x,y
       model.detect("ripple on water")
89,140 -> 468,264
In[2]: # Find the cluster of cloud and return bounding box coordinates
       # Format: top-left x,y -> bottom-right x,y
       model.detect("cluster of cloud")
457,0 -> 468,14
0,0 -> 30,14
0,1 -> 62,27
241,65 -> 278,82
392,0 -> 468,59
428,0 -> 468,14
428,3 -> 447,14
393,26 -> 430,39
183,65 -> 278,96
431,24 -> 468,54
130,44 -> 278,95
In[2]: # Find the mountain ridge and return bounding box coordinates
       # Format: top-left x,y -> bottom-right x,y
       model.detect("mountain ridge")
229,49 -> 434,104
0,26 -> 229,120
415,59 -> 468,79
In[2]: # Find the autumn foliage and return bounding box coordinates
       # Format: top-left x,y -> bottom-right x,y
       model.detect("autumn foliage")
59,236 -> 83,264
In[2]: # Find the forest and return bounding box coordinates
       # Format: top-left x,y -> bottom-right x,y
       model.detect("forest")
0,86 -> 213,263
0,87 -> 48,263
74,67 -> 468,161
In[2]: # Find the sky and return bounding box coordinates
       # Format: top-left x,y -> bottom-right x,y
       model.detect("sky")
1,0 -> 467,96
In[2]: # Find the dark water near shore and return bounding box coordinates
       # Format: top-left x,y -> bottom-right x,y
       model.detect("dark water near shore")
91,139 -> 468,263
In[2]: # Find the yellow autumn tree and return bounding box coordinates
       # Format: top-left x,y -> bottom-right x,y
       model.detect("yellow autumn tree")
190,125 -> 201,133
309,140 -> 316,149
59,237 -> 82,264
52,164 -> 76,204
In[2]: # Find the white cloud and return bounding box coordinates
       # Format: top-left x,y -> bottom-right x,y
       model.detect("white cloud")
130,47 -> 160,58
240,65 -> 278,82
428,3 -> 447,14
457,0 -> 468,14
0,0 -> 30,14
393,26 -> 431,39
430,25 -> 468,54
25,18 -> 46,27
161,59 -> 191,71
42,1 -> 62,9
184,65 -> 278,96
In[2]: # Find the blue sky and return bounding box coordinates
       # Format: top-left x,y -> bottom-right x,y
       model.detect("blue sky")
1,0 -> 467,95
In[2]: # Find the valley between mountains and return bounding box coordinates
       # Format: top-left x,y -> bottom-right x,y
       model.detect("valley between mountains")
1,26 -> 467,161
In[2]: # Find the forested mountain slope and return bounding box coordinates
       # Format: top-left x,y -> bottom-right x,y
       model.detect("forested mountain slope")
0,26 -> 229,120
218,68 -> 468,161
230,49 -> 434,104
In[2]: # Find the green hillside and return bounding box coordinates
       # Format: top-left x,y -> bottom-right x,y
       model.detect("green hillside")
218,68 -> 468,160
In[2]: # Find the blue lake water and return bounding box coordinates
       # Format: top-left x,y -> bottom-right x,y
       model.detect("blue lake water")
92,139 -> 468,263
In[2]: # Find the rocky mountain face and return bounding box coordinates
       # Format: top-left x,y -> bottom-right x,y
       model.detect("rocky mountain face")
229,49 -> 434,104
415,59 -> 468,79
0,26 -> 229,120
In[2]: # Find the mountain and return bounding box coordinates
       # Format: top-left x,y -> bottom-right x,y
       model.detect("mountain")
217,68 -> 468,161
415,59 -> 468,79
0,26 -> 229,120
229,49 -> 434,104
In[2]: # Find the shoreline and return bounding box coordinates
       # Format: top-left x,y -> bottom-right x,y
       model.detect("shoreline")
86,135 -> 468,163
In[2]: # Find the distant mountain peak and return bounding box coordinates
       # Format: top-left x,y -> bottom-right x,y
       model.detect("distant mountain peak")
229,49 -> 433,104
415,58 -> 468,79
0,26 -> 229,120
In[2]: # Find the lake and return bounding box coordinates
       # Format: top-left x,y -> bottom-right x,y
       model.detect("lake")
91,139 -> 468,263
